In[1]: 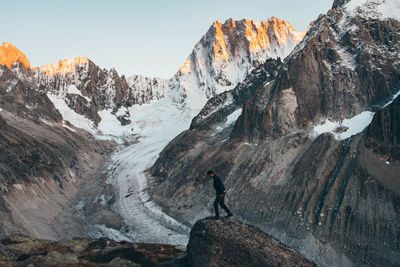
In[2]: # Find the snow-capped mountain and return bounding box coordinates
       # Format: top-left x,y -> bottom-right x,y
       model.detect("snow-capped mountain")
170,17 -> 305,109
1,17 -> 305,137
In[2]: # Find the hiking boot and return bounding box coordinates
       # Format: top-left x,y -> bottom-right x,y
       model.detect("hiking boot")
226,212 -> 233,218
212,215 -> 220,220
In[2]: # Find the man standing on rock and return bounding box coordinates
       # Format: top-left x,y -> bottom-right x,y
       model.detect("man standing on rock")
207,170 -> 233,218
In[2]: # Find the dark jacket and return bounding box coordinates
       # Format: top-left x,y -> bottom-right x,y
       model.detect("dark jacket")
213,175 -> 226,195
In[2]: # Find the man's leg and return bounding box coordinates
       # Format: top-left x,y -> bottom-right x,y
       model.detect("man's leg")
219,195 -> 233,216
213,196 -> 220,217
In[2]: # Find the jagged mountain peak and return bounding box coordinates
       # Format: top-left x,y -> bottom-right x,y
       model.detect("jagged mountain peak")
174,16 -> 306,109
208,16 -> 305,59
35,57 -> 90,76
0,42 -> 31,69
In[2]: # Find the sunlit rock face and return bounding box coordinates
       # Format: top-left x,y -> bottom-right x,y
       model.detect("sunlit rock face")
0,42 -> 31,69
36,57 -> 90,75
171,17 -> 305,108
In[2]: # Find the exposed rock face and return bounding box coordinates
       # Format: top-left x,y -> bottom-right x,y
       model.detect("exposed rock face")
33,58 -> 169,124
187,217 -> 316,267
0,234 -> 185,266
366,95 -> 400,160
0,42 -> 31,69
0,65 -> 62,122
0,62 -> 117,239
149,1 -> 400,266
0,108 -> 116,240
233,3 -> 400,141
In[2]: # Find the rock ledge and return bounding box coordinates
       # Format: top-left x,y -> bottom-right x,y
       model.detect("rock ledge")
187,217 -> 316,267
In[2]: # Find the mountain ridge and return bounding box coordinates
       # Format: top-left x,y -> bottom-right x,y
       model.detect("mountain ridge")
0,16 -> 305,135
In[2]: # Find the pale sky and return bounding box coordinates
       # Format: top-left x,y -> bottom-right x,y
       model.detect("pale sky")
1,0 -> 332,79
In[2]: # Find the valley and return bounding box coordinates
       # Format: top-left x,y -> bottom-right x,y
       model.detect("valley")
1,0 -> 400,266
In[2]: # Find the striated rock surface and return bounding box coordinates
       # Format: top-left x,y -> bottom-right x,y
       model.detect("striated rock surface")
366,95 -> 400,160
187,217 -> 316,267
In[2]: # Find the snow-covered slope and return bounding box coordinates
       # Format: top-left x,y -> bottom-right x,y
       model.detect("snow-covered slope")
344,0 -> 400,20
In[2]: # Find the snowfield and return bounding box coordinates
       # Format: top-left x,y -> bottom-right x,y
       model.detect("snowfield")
312,111 -> 375,140
312,90 -> 400,140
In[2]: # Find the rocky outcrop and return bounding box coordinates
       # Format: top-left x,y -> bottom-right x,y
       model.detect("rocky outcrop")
366,95 -> 400,161
0,217 -> 317,267
0,65 -> 62,122
0,234 -> 185,266
187,217 -> 316,267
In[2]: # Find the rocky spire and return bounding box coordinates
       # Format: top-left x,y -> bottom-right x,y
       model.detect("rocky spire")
0,42 -> 31,69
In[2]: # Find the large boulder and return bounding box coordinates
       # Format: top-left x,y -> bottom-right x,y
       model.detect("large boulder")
187,217 -> 316,267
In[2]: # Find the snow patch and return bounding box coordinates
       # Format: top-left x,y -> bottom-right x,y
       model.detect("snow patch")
313,111 -> 375,140
97,109 -> 131,137
216,108 -> 243,131
14,184 -> 24,191
67,84 -> 91,102
47,93 -> 97,135
41,119 -> 54,126
313,89 -> 400,140
62,123 -> 76,132
382,89 -> 400,108
337,46 -> 356,70
344,0 -> 400,21
67,84 -> 82,96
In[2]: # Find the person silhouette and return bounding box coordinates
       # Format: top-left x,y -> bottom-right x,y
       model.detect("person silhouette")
207,170 -> 233,218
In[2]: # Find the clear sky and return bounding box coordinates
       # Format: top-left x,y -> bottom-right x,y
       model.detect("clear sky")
1,0 -> 332,79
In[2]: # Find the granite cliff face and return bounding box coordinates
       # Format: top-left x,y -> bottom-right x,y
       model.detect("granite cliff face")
150,1 -> 400,266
